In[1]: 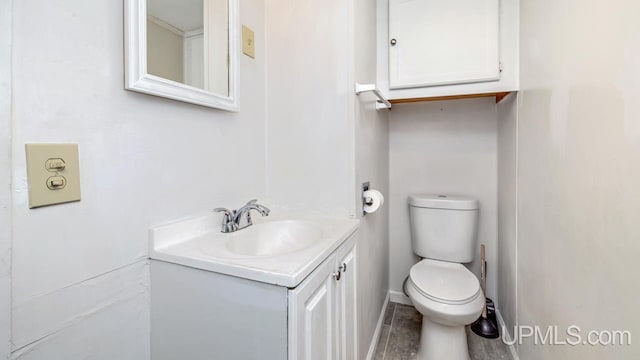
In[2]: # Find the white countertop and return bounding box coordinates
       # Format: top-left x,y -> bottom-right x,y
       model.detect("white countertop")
149,213 -> 360,287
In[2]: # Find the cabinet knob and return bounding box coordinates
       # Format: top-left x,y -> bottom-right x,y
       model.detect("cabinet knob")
339,263 -> 347,273
332,270 -> 342,281
390,38 -> 397,46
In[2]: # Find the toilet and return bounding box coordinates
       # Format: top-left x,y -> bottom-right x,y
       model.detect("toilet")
406,194 -> 484,360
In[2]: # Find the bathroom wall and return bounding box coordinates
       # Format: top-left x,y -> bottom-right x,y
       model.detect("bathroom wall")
146,19 -> 184,83
265,0 -> 390,357
497,93 -> 517,341
265,0 -> 354,218
0,0 -> 12,358
352,0 -> 390,357
517,0 -> 640,358
10,0 -> 266,358
388,98 -> 499,303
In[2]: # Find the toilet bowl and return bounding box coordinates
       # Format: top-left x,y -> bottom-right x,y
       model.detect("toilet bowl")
407,259 -> 484,360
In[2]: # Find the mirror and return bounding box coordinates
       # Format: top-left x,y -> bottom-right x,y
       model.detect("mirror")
125,0 -> 238,111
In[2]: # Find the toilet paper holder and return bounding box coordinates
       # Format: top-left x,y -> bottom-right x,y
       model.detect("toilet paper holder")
362,182 -> 371,216
362,182 -> 385,216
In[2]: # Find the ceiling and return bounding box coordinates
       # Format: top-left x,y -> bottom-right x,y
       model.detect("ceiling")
147,0 -> 204,32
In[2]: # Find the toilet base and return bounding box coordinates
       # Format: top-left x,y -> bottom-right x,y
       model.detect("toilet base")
417,316 -> 471,360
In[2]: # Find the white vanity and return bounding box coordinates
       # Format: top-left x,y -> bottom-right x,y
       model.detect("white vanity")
149,214 -> 359,360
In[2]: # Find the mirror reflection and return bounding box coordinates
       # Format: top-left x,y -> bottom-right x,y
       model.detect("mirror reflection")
146,0 -> 229,96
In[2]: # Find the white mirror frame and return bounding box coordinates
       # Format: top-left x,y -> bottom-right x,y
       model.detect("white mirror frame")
124,0 -> 239,111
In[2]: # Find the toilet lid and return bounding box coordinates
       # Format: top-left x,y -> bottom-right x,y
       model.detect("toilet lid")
410,259 -> 481,304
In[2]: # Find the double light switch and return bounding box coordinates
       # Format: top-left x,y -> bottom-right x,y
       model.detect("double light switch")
25,144 -> 81,208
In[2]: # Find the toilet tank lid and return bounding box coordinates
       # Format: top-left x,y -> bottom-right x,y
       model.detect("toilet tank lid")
408,194 -> 479,210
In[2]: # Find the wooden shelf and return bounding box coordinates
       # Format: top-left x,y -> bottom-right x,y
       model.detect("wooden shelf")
389,91 -> 513,105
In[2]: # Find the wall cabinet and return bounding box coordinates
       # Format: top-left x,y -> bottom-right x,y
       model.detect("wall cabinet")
151,233 -> 357,360
389,0 -> 500,89
378,0 -> 519,101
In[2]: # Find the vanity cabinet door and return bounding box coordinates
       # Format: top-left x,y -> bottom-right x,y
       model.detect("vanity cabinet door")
288,234 -> 358,360
288,257 -> 338,360
335,243 -> 357,360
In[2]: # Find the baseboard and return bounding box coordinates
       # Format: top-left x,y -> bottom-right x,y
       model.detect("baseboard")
389,290 -> 412,306
365,292 -> 390,360
496,310 -> 519,360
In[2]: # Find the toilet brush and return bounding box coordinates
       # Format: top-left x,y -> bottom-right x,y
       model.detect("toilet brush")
471,244 -> 499,339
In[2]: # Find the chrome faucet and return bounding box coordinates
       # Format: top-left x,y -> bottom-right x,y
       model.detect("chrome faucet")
213,199 -> 270,233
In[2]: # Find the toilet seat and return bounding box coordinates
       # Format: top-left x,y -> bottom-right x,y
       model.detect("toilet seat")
409,259 -> 481,305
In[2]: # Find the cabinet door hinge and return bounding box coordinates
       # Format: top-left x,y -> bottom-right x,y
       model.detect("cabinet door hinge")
499,62 -> 504,72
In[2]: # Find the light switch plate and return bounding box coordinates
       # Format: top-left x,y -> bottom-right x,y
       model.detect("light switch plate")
25,144 -> 81,208
242,25 -> 255,58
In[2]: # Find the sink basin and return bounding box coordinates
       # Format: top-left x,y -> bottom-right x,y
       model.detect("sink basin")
150,213 -> 359,286
224,220 -> 324,257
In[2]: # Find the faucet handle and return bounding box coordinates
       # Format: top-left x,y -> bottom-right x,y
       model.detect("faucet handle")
213,207 -> 232,215
214,208 -> 238,233
213,208 -> 235,223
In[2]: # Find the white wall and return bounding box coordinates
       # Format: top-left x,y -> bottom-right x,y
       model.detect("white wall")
352,0 -> 390,357
265,0 -> 354,218
388,98 -> 498,302
0,0 -> 12,358
147,19 -> 184,83
265,2 -> 390,358
515,0 -> 640,358
497,93 -> 517,339
10,0 -> 266,357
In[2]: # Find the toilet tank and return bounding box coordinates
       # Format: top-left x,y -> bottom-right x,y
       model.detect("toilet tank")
408,194 -> 479,263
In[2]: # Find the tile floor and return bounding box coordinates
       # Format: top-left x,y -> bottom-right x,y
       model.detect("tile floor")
374,302 -> 512,360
